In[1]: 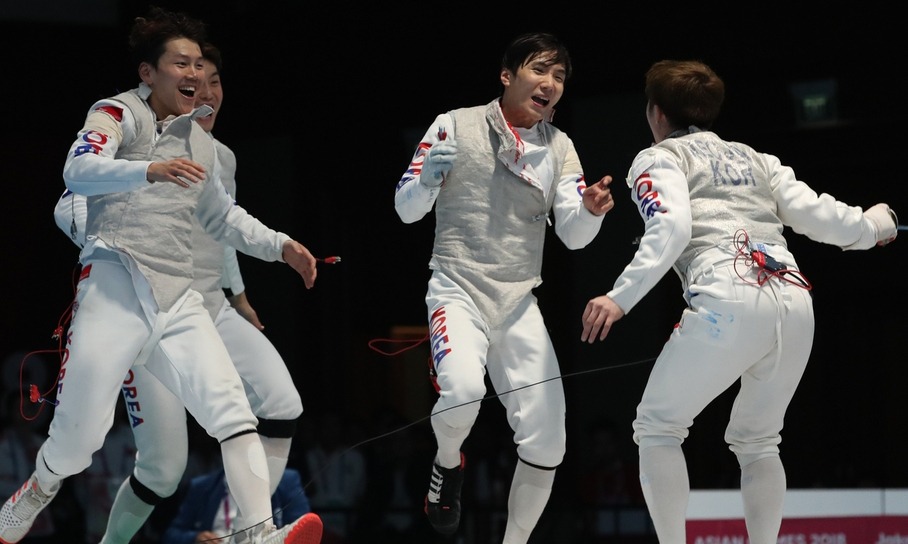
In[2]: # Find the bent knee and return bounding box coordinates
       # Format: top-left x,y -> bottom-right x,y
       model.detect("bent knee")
633,414 -> 690,447
516,429 -> 566,468
133,460 -> 185,498
636,435 -> 683,450
257,417 -> 299,439
728,436 -> 781,466
255,388 -> 303,421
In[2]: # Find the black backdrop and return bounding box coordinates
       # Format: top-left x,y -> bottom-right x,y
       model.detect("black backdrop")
2,0 -> 906,498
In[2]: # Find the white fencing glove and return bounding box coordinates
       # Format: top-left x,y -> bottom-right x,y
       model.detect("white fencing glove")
864,203 -> 897,246
420,139 -> 457,188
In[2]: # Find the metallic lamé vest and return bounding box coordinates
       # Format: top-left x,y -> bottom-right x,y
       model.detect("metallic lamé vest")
85,89 -> 216,312
657,131 -> 787,276
430,101 -> 569,329
190,139 -> 236,319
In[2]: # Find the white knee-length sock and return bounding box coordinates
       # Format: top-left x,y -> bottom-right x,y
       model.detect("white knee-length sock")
639,445 -> 689,544
34,445 -> 63,496
740,456 -> 786,544
431,417 -> 470,468
260,435 -> 291,495
99,478 -> 154,544
502,461 -> 555,544
221,433 -> 275,535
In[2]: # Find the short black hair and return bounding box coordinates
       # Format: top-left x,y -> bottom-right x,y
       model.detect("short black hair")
128,5 -> 207,69
501,32 -> 572,80
202,42 -> 223,73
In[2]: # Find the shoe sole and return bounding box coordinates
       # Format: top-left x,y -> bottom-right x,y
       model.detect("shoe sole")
424,496 -> 459,536
283,512 -> 323,544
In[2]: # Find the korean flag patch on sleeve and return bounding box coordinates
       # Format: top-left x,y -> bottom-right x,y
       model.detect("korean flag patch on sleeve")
94,105 -> 124,122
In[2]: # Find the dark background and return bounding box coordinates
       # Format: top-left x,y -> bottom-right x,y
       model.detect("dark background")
1,1 -> 906,541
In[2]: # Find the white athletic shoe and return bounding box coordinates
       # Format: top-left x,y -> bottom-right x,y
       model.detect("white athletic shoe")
0,472 -> 58,544
264,512 -> 323,544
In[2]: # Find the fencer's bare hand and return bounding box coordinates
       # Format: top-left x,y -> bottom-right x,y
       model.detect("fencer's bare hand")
228,291 -> 265,330
146,159 -> 207,187
194,530 -> 218,543
581,295 -> 625,343
582,175 -> 615,216
282,240 -> 317,289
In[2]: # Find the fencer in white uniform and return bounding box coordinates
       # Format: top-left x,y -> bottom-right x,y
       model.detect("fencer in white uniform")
395,32 -> 614,544
52,45 -> 310,544
0,14 -> 318,544
580,59 -> 898,544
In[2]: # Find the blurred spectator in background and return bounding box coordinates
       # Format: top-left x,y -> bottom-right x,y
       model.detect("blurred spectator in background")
304,412 -> 366,543
163,465 -> 316,544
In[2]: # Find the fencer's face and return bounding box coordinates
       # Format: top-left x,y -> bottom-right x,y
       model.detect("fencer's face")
499,52 -> 566,129
140,37 -> 204,120
195,59 -> 222,133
